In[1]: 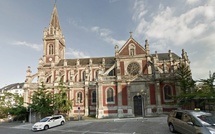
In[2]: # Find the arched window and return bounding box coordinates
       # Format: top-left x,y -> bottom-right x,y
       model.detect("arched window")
46,76 -> 51,83
92,91 -> 96,104
82,71 -> 86,81
163,85 -> 173,101
107,88 -> 114,103
95,70 -> 99,80
77,92 -> 82,103
129,44 -> 135,56
49,44 -> 54,55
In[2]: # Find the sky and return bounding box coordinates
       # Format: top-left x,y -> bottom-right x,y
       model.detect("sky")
0,0 -> 215,88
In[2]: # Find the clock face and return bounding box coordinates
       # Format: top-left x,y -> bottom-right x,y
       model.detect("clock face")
49,58 -> 52,61
127,62 -> 140,75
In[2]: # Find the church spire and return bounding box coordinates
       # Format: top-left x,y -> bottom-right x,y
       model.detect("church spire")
43,3 -> 65,65
49,3 -> 61,30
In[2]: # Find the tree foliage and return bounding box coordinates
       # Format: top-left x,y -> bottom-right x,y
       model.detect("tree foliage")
0,92 -> 26,120
53,80 -> 73,115
29,82 -> 53,116
175,63 -> 195,94
198,73 -> 215,96
29,81 -> 73,117
174,63 -> 196,106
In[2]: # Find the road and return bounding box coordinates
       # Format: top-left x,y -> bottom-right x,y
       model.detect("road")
0,116 -> 174,134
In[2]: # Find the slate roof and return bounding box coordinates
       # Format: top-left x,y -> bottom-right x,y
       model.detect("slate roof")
43,53 -> 180,67
57,57 -> 115,66
0,83 -> 24,92
152,53 -> 180,61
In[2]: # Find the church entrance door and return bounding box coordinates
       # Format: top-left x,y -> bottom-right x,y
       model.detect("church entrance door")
133,95 -> 143,116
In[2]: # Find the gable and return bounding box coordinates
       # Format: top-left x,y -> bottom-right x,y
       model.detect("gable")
118,38 -> 146,56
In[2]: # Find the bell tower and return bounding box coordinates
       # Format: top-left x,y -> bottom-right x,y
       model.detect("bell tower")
43,3 -> 65,64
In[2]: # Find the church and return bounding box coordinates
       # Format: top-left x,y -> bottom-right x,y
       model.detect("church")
23,4 -> 191,118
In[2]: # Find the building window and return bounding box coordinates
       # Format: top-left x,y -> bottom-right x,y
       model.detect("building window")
95,70 -> 99,80
163,85 -> 173,101
46,76 -> 51,83
130,48 -> 134,56
92,91 -> 96,104
127,62 -> 140,76
108,68 -> 115,76
107,88 -> 114,103
77,92 -> 82,103
49,44 -> 54,55
82,71 -> 86,81
129,44 -> 135,56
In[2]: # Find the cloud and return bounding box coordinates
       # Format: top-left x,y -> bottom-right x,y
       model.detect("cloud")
132,0 -> 215,80
186,0 -> 200,5
13,41 -> 42,51
91,26 -> 126,47
65,48 -> 90,58
133,1 -> 215,48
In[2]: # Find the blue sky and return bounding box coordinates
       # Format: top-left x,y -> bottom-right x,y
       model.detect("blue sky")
0,0 -> 214,88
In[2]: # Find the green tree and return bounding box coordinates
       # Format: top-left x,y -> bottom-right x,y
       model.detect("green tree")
53,81 -> 73,116
175,63 -> 196,107
196,72 -> 215,111
29,82 -> 53,117
0,92 -> 27,120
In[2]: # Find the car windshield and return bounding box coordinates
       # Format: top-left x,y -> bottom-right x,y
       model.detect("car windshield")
196,114 -> 215,126
39,117 -> 50,122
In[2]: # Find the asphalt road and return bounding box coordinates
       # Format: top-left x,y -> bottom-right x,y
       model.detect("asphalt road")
0,116 -> 174,134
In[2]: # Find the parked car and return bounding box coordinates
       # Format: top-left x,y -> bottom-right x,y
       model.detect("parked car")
32,115 -> 65,131
167,110 -> 215,134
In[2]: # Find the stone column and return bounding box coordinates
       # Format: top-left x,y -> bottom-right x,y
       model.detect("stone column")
127,83 -> 133,117
117,83 -> 123,118
84,86 -> 89,116
97,82 -> 103,118
155,81 -> 163,114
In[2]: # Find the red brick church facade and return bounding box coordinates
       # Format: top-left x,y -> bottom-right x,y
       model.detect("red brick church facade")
23,4 -> 191,118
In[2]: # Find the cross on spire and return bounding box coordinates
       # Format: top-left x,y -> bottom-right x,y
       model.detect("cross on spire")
129,31 -> 133,38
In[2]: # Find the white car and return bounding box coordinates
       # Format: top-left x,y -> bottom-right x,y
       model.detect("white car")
32,115 -> 65,131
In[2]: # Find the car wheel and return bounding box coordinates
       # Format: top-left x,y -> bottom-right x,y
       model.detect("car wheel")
44,125 -> 49,130
169,123 -> 176,133
61,121 -> 65,125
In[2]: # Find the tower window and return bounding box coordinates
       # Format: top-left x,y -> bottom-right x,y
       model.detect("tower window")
49,44 -> 54,55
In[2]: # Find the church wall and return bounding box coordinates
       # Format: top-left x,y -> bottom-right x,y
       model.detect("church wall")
120,45 -> 129,55
121,85 -> 127,106
135,44 -> 145,55
142,60 -> 148,74
149,84 -> 156,105
120,61 -> 124,75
